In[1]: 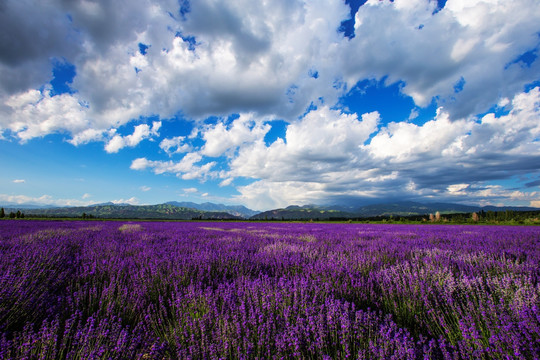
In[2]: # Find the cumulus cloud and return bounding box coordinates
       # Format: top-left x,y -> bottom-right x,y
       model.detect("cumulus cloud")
219,178 -> 234,187
0,193 -> 94,207
164,87 -> 528,209
160,136 -> 191,156
105,121 -> 161,153
447,184 -> 469,195
229,107 -> 379,183
111,197 -> 139,205
470,186 -> 538,207
1,0 -> 539,144
12,179 -> 25,183
0,0 -> 350,143
201,114 -> 270,157
0,0 -> 177,143
234,180 -> 330,210
130,152 -> 216,180
2,89 -> 92,142
69,129 -> 106,146
342,0 -> 540,118
229,87 -> 540,209
368,110 -> 468,162
0,1 -> 81,94
163,0 -> 349,118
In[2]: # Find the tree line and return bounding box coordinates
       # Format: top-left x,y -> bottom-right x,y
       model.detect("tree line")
0,208 -> 24,219
253,210 -> 540,224
1,207 -> 539,224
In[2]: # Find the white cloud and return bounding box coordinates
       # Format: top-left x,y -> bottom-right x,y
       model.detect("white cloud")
13,179 -> 25,183
229,87 -> 540,209
342,0 -> 540,118
130,152 -> 216,180
160,136 -> 191,156
230,106 -> 379,183
223,106 -> 383,208
181,162 -> 217,181
0,0 -> 350,143
447,184 -> 469,195
105,121 -> 161,153
0,194 -> 51,205
69,129 -> 106,146
201,113 -> 270,157
155,0 -> 349,119
368,109 -> 469,162
139,186 -> 151,192
183,187 -> 198,193
235,180 -> 328,210
219,178 -> 234,187
1,0 -> 538,152
111,197 -> 139,205
82,193 -> 92,199
129,157 -> 152,171
470,186 -> 538,207
408,108 -> 419,120
2,89 -> 93,142
0,193 -> 95,207
131,152 -> 202,173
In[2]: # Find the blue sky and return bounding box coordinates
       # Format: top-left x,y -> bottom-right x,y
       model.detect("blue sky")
1,0 -> 540,211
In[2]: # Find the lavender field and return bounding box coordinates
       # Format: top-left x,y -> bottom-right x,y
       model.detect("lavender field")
0,220 -> 539,359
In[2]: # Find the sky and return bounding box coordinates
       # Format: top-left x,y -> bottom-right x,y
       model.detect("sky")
1,0 -> 540,211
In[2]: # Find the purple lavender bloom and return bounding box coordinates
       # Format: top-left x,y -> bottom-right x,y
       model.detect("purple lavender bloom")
0,220 -> 538,358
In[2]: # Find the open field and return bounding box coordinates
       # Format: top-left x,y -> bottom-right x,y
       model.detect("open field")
0,220 -> 539,359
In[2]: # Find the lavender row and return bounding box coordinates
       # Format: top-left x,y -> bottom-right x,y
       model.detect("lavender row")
0,220 -> 539,359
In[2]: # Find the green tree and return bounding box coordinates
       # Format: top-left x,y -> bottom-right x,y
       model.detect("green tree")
0,207 -> 4,218
16,210 -> 21,218
9,212 -> 16,219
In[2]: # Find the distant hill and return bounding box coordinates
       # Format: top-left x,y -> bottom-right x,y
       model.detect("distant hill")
353,201 -> 479,217
250,205 -> 355,220
481,205 -> 540,212
165,201 -> 258,218
354,201 -> 540,216
8,203 -> 241,220
249,201 -> 540,220
3,200 -> 538,221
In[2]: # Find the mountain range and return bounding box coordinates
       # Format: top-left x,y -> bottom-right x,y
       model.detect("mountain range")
249,201 -> 540,220
1,201 -> 538,220
164,201 -> 258,218
1,203 -> 241,220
